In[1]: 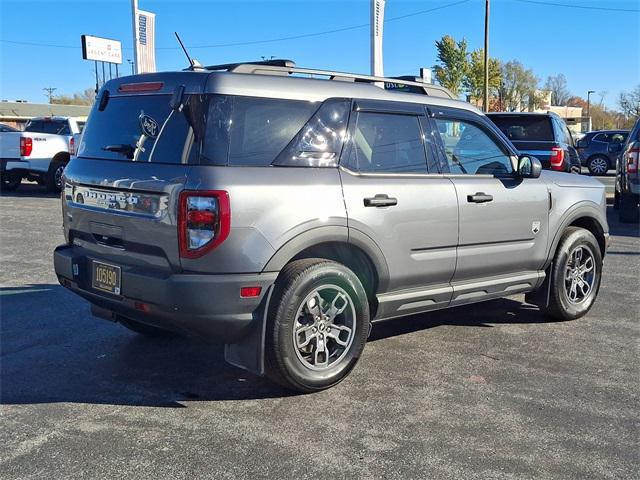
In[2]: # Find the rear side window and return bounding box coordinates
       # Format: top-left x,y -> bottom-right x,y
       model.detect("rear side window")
202,96 -> 319,166
77,94 -> 207,164
488,115 -> 554,142
24,120 -> 70,135
343,112 -> 428,173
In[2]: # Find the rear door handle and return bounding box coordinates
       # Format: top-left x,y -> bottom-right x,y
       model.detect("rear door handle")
364,194 -> 398,208
467,192 -> 493,203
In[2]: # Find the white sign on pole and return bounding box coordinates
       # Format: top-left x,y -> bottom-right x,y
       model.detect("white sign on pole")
133,6 -> 157,73
81,35 -> 122,64
370,0 -> 385,77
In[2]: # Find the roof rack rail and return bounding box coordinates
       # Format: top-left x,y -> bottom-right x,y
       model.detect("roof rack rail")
202,59 -> 455,99
204,59 -> 296,71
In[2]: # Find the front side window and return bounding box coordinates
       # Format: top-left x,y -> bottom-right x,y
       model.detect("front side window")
434,118 -> 513,175
344,112 -> 428,173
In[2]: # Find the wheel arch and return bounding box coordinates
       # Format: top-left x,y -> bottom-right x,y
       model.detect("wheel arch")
52,151 -> 71,164
546,203 -> 608,267
262,227 -> 390,317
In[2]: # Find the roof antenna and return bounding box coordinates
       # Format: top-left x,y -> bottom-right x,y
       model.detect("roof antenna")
174,32 -> 203,70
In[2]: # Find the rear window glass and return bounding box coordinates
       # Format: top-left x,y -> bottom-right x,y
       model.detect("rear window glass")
488,115 -> 553,142
77,94 -> 207,163
24,120 -> 70,135
202,96 -> 319,166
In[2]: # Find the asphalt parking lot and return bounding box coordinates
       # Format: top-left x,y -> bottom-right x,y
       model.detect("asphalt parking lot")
1,178 -> 638,480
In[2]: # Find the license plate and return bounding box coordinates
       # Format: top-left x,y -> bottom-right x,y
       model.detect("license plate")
92,261 -> 121,295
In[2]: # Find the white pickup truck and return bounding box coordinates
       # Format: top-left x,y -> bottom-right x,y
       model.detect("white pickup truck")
0,116 -> 84,192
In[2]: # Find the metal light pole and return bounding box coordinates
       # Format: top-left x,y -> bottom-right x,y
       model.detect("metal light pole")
483,0 -> 490,112
127,59 -> 134,75
587,90 -> 595,131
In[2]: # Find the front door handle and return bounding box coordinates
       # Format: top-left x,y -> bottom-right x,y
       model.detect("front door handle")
467,192 -> 493,203
364,194 -> 398,208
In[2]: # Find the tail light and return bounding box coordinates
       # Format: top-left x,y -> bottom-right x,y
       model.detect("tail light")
20,137 -> 32,157
178,190 -> 230,259
627,145 -> 639,174
550,147 -> 565,170
69,136 -> 75,155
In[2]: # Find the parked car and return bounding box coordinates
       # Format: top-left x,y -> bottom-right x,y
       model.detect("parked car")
576,130 -> 629,175
486,112 -> 581,173
0,123 -> 19,133
0,116 -> 84,192
614,118 -> 640,223
54,60 -> 609,392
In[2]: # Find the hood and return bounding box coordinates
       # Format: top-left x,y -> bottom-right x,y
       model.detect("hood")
540,171 -> 604,189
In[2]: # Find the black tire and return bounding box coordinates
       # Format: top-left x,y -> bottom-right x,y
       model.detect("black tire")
265,259 -> 370,393
613,189 -> 620,210
587,155 -> 609,176
45,161 -> 66,193
542,227 -> 602,321
118,316 -> 174,337
619,193 -> 639,224
0,171 -> 21,191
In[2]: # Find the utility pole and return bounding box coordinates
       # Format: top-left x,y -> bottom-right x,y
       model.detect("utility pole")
43,87 -> 57,104
587,90 -> 595,131
483,0 -> 490,112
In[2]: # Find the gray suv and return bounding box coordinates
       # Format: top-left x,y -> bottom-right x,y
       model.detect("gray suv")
54,60 -> 609,392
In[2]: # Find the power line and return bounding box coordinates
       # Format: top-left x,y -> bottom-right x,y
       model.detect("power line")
514,0 -> 639,13
0,0 -> 471,51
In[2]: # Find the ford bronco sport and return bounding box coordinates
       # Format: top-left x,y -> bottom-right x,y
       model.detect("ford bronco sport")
54,60 -> 609,392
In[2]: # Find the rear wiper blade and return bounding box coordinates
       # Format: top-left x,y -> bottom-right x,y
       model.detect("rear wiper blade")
102,144 -> 135,159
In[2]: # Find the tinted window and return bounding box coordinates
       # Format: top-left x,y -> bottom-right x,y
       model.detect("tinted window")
344,112 -> 428,173
592,133 -> 607,142
78,93 -> 207,163
434,118 -> 513,175
553,118 -> 572,145
202,96 -> 318,166
24,120 -> 70,135
488,115 -> 554,142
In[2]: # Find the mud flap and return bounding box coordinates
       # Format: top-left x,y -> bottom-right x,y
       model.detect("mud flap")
224,285 -> 274,376
524,263 -> 552,308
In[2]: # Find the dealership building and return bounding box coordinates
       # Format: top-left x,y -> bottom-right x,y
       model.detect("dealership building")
0,101 -> 91,130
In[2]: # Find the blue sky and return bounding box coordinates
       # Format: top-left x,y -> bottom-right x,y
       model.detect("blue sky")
1,0 -> 638,109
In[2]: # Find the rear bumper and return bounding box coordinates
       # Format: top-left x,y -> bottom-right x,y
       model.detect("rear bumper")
54,244 -> 278,342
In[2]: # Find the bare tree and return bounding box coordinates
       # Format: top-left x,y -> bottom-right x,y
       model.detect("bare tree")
51,88 -> 96,106
618,85 -> 640,118
544,74 -> 571,106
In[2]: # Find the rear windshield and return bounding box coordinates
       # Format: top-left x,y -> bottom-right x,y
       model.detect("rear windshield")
24,119 -> 70,135
77,93 -> 327,166
488,115 -> 554,142
77,94 -> 207,163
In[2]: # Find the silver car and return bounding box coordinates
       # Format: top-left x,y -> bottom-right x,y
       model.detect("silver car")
54,60 -> 609,392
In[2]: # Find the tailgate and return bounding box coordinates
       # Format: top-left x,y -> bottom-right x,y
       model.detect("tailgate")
63,159 -> 189,272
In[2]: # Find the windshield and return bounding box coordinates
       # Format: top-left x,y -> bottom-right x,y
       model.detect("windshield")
77,94 -> 207,164
488,115 -> 554,142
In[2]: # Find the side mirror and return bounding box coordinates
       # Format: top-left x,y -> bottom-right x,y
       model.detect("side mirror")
576,138 -> 587,148
170,85 -> 185,111
518,155 -> 542,178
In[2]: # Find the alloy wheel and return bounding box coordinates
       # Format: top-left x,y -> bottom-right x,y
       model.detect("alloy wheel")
564,246 -> 596,304
292,284 -> 356,371
589,157 -> 608,175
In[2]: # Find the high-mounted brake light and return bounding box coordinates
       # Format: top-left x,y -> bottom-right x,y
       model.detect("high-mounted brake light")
550,147 -> 565,171
20,137 -> 32,157
627,145 -> 640,174
118,82 -> 164,93
178,190 -> 231,259
69,136 -> 75,155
